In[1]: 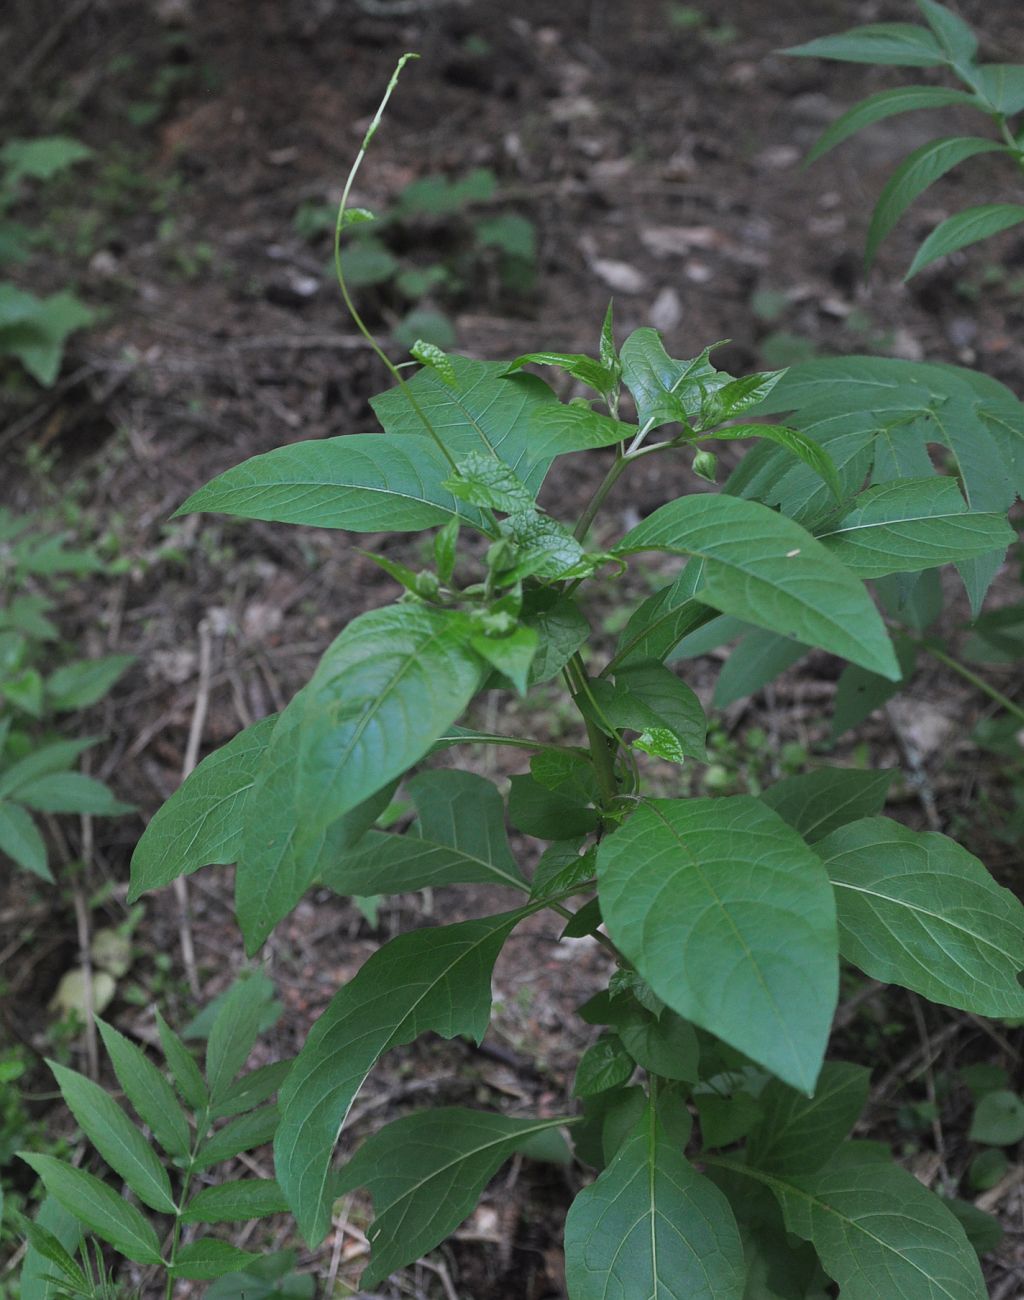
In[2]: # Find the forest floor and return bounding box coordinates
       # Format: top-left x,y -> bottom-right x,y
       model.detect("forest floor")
2,0 -> 1024,1296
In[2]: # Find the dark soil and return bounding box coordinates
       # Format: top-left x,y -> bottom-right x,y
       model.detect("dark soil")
2,0 -> 1023,1296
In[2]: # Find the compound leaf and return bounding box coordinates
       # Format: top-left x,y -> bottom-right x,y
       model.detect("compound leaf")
171,1240 -> 260,1280
182,1179 -> 290,1223
95,1019 -> 191,1160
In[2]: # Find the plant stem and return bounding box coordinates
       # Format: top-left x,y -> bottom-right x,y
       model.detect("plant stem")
919,640 -> 1024,726
566,654 -> 620,808
573,451 -> 629,542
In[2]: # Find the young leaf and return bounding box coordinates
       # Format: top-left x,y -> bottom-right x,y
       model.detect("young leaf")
17,1219 -> 87,1291
182,1179 -> 291,1223
525,403 -> 637,460
0,801 -> 50,879
746,1062 -> 870,1175
276,909 -> 531,1245
760,768 -> 895,844
612,561 -> 716,668
17,1154 -> 164,1264
523,594 -> 591,683
193,1106 -> 279,1169
589,660 -> 707,763
470,624 -> 538,694
47,1062 -> 176,1213
156,1009 -> 208,1111
336,1108 -> 570,1289
815,817 -> 1024,1019
573,1035 -> 635,1098
563,1103 -> 746,1300
701,423 -> 841,500
171,1240 -> 261,1280
205,975 -> 271,1102
783,23 -> 946,67
617,493 -> 900,680
805,86 -> 979,165
95,1019 -> 191,1160
443,450 -> 536,513
597,797 -> 838,1093
906,204 -> 1024,279
619,329 -> 724,431
370,356 -> 558,494
816,477 -> 1012,579
865,137 -> 1007,268
322,768 -> 527,896
129,714 -> 277,900
618,1009 -> 701,1083
503,351 -> 617,400
176,435 -> 487,532
751,1143 -> 986,1299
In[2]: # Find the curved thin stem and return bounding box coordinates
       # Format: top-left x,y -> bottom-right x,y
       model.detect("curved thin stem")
919,640 -> 1024,726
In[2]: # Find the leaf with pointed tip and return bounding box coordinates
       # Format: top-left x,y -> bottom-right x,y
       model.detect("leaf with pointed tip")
176,435 -> 487,532
276,909 -> 530,1245
966,64 -> 1024,116
867,137 -> 1007,268
831,637 -> 918,739
916,0 -> 977,65
617,494 -> 899,680
702,423 -> 841,500
95,1019 -> 191,1159
784,23 -> 946,67
816,817 -> 1024,1018
597,797 -> 838,1092
620,329 -> 725,431
760,768 -> 894,844
817,477 -> 1012,579
19,1198 -> 82,1300
746,1062 -> 870,1176
612,561 -> 716,668
17,1154 -> 164,1265
171,1240 -> 260,1280
48,1062 -> 175,1212
525,403 -> 636,459
907,204 -> 1024,279
738,1144 -> 987,1299
156,1009 -> 207,1110
337,1108 -> 570,1289
129,714 -> 276,900
589,660 -> 707,763
805,86 -> 979,165
370,356 -> 558,493
206,975 -> 271,1102
713,627 -> 807,709
211,1059 -> 292,1120
182,1179 -> 290,1223
321,769 -> 527,896
0,801 -> 50,879
564,1103 -> 745,1300
504,351 -> 618,400
193,1106 -> 279,1169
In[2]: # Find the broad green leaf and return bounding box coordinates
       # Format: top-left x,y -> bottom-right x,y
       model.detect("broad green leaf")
206,975 -> 271,1102
816,477 -> 1012,578
276,910 -> 529,1245
129,714 -> 276,899
907,204 -> 1024,279
747,1144 -> 986,1299
291,604 -> 483,848
597,797 -> 838,1092
942,1198 -> 1003,1257
746,1062 -> 870,1175
964,602 -> 1024,663
966,64 -> 1024,116
784,23 -> 946,67
17,1154 -> 164,1265
572,1085 -> 647,1169
96,1019 -> 191,1159
693,1092 -> 762,1149
589,660 -> 707,762
177,435 -> 488,532
573,1035 -> 635,1097
193,1106 -> 279,1169
612,561 -> 716,668
713,627 -> 807,709
46,654 -> 134,711
336,1107 -> 570,1288
499,510 -> 595,581
969,1090 -> 1024,1146
530,839 -> 597,901
15,772 -> 132,816
760,768 -> 894,844
816,817 -> 1024,1018
564,1103 -> 746,1300
0,800 -> 49,879
525,403 -> 636,459
156,1009 -> 208,1110
523,594 -> 590,683
617,494 -> 899,680
211,1058 -> 293,1120
48,1061 -> 176,1212
370,356 -> 558,494
172,1240 -> 260,1280
0,136 -> 92,182
182,1179 -> 291,1223
916,0 -> 977,65
702,423 -> 841,500
876,567 -> 943,632
322,768 -> 527,896
471,625 -> 537,694
805,86 -> 979,165
444,450 -> 535,513
509,772 -> 599,839
831,637 -> 917,739
19,1198 -> 82,1300
620,329 -> 724,431
866,137 -> 1007,268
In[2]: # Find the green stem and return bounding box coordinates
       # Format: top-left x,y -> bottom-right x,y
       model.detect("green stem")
165,1103 -> 210,1295
919,640 -> 1024,726
574,451 -> 629,542
567,653 -> 620,808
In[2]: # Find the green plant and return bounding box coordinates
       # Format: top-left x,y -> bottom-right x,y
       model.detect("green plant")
104,55 -> 1024,1297
16,976 -> 295,1298
788,0 -> 1024,278
0,510 -> 134,880
0,138 -> 95,385
294,164 -> 536,349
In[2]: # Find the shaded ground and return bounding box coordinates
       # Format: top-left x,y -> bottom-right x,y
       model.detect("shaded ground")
2,0 -> 1023,1296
